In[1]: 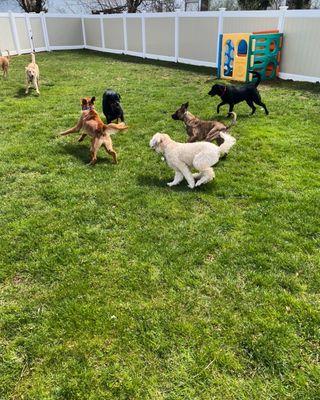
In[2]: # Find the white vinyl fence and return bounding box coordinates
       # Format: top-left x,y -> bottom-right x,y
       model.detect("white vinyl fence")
1,8 -> 320,82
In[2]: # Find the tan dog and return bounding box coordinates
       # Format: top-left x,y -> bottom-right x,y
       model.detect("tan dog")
60,96 -> 128,165
0,50 -> 10,78
172,102 -> 236,144
25,52 -> 40,94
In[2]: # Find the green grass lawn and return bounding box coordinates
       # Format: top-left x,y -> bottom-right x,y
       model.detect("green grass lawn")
0,50 -> 319,400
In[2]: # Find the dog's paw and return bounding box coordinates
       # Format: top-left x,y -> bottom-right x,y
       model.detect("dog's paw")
167,182 -> 175,187
188,183 -> 195,189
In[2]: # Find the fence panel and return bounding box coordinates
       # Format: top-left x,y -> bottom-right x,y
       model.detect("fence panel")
280,12 -> 320,81
0,15 -> 15,52
84,17 -> 101,49
46,16 -> 84,49
29,16 -> 46,51
13,15 -> 29,52
223,11 -> 279,33
103,17 -> 124,52
178,15 -> 219,67
145,16 -> 175,61
126,16 -> 143,56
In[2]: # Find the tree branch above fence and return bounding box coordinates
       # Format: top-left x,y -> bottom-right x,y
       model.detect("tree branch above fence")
15,0 -> 47,12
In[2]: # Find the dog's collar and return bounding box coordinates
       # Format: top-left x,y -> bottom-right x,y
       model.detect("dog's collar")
220,86 -> 227,96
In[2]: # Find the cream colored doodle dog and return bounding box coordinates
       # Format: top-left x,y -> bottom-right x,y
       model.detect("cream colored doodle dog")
25,52 -> 40,95
149,132 -> 236,188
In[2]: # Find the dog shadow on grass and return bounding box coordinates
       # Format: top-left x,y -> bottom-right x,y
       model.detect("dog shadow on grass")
58,143 -> 115,165
14,88 -> 29,98
15,82 -> 55,98
137,174 -> 216,193
14,87 -> 42,98
58,143 -> 89,164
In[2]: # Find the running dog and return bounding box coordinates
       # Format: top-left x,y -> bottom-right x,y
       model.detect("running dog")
208,71 -> 269,115
172,102 -> 237,144
60,96 -> 128,165
25,52 -> 40,95
149,131 -> 236,188
0,50 -> 10,78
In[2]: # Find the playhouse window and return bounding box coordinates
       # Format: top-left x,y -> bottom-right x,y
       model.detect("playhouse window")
269,40 -> 276,53
237,40 -> 248,56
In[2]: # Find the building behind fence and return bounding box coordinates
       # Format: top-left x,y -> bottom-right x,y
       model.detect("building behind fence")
0,8 -> 319,82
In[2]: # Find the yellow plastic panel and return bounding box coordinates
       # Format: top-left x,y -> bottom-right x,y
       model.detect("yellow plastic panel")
220,33 -> 250,81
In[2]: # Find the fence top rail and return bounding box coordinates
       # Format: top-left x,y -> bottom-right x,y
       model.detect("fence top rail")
223,10 -> 280,18
11,14 -> 46,19
1,8 -> 320,20
44,13 -> 84,18
285,9 -> 320,17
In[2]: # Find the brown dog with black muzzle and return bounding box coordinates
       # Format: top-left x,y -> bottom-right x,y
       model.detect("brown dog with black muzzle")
60,96 -> 128,165
172,102 -> 236,144
0,50 -> 10,78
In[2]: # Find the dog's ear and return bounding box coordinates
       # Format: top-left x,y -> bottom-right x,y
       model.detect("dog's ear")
150,133 -> 162,149
184,102 -> 189,109
81,98 -> 87,105
91,96 -> 96,103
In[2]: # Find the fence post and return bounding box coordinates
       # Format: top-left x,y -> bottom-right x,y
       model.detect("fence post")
141,11 -> 146,58
216,7 -> 225,70
123,12 -> 128,54
24,13 -> 34,52
81,15 -> 86,48
174,11 -> 179,63
40,11 -> 50,51
278,5 -> 288,33
100,12 -> 105,49
9,11 -> 21,55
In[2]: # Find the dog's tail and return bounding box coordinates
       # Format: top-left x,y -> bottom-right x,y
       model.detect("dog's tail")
226,112 -> 237,130
250,70 -> 261,87
218,131 -> 236,158
31,52 -> 36,64
104,122 -> 128,135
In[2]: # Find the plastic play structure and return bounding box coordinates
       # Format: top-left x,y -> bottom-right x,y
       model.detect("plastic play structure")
217,30 -> 283,83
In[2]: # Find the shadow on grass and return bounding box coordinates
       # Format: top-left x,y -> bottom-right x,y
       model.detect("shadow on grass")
58,143 -> 90,164
14,87 -> 43,98
14,88 -> 27,98
137,174 -> 216,194
59,143 -> 116,165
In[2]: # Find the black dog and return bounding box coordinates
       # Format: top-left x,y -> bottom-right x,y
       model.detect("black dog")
102,89 -> 124,124
208,71 -> 269,115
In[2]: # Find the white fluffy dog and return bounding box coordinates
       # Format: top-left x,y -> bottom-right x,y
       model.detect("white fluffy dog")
149,132 -> 236,188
